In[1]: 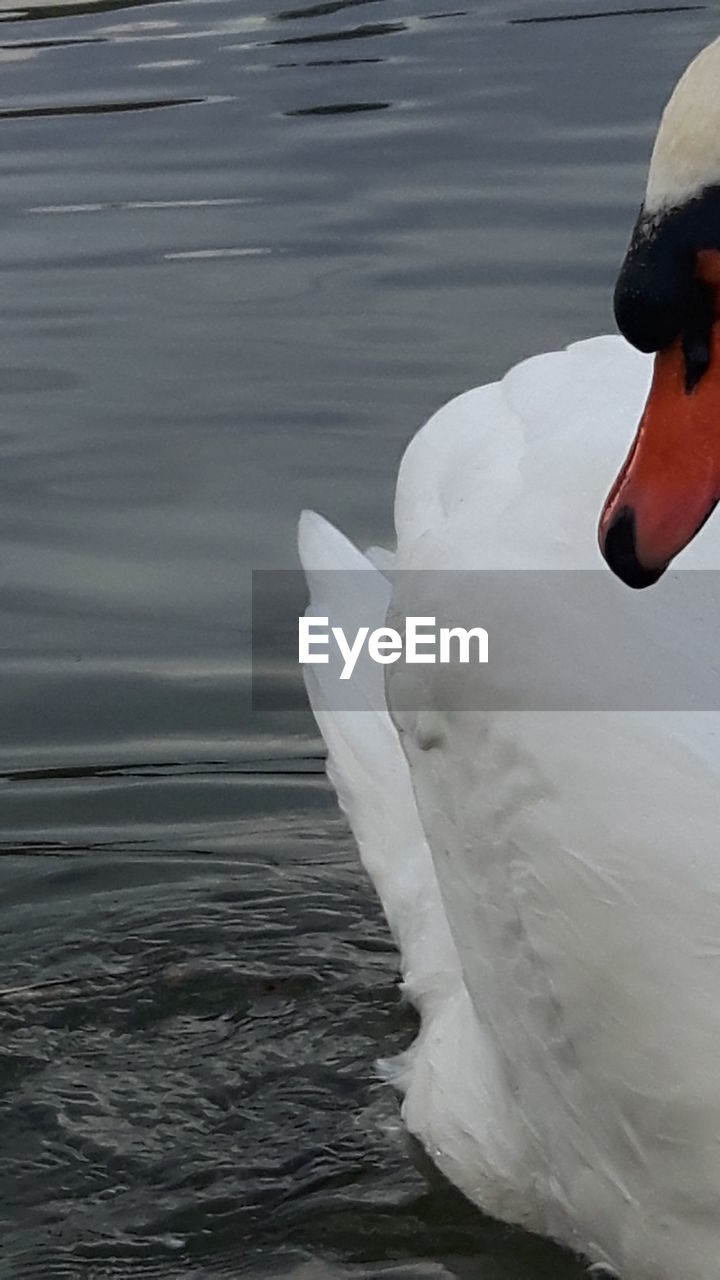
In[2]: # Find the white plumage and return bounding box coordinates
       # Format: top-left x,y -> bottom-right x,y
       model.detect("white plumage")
646,35 -> 720,214
299,336 -> 720,1277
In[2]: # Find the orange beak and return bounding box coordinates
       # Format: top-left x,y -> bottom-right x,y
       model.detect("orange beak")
600,254 -> 720,588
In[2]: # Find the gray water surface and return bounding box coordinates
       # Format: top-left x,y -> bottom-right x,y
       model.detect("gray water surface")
1,0 -> 718,1274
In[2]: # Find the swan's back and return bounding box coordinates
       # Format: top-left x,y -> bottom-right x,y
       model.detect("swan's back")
395,336 -> 649,570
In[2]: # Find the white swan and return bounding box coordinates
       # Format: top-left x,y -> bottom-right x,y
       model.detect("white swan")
299,36 -> 720,1280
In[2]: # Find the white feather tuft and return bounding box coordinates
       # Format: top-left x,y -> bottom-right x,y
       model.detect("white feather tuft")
646,35 -> 720,214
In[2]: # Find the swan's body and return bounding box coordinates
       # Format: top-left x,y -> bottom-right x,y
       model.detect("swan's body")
299,37 -> 720,1280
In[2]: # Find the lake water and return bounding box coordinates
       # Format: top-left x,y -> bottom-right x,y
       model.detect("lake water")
1,0 -> 718,1275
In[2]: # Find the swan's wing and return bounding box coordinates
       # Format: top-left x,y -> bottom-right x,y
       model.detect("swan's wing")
388,335 -> 720,1275
298,510 -> 537,1226
297,509 -> 461,1017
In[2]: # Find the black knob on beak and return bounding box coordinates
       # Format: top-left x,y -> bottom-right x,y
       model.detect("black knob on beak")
600,508 -> 666,590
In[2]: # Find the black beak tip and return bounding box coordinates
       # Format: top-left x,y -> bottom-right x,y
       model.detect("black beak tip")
601,508 -> 667,590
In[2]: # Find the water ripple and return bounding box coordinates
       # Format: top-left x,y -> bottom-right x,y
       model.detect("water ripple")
276,54 -> 383,65
511,4 -> 704,23
286,100 -> 390,115
0,0 -> 180,23
164,246 -> 272,259
0,95 -> 205,120
276,0 -> 383,17
271,20 -> 406,45
29,197 -> 256,213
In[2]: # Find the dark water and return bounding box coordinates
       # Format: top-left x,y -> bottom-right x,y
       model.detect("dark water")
1,0 -> 719,1274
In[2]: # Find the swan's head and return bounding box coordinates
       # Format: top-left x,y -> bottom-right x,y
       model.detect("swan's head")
599,36 -> 720,587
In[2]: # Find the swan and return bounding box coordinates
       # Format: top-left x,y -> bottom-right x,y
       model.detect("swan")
298,35 -> 720,1280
